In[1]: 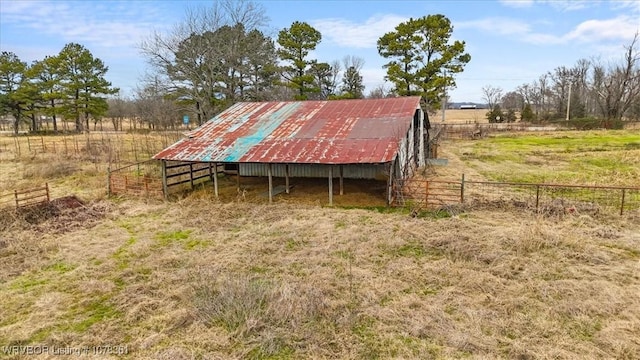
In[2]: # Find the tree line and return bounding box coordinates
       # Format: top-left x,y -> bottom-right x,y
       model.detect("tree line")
1,0 -> 471,132
0,44 -> 118,133
482,33 -> 640,124
6,0 -> 637,133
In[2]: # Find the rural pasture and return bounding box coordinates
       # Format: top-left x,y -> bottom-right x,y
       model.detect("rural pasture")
0,126 -> 639,359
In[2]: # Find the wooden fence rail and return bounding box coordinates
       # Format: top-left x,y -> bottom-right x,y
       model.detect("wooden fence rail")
13,183 -> 50,209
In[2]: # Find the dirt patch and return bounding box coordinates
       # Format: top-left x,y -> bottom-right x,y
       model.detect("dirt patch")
0,196 -> 111,234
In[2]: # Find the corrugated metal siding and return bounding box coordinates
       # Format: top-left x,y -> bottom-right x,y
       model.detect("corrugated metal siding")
238,163 -> 388,180
153,97 -> 422,164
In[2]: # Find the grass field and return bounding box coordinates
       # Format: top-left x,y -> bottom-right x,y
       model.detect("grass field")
1,129 -> 640,359
444,130 -> 640,186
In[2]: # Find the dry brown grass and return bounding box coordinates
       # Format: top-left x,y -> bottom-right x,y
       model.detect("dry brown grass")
1,129 -> 640,359
432,109 -> 490,124
1,195 -> 639,359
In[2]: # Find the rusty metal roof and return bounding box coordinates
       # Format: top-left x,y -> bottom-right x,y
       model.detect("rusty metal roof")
153,96 -> 421,164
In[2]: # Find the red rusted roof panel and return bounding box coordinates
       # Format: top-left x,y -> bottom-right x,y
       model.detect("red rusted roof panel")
153,97 -> 421,164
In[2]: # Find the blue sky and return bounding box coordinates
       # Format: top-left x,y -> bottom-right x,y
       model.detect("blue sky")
1,0 -> 639,103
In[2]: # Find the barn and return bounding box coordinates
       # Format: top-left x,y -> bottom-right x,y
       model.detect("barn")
153,96 -> 430,204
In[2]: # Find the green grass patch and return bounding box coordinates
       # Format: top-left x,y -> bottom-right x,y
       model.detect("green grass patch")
31,295 -> 121,342
154,229 -> 206,250
385,241 -> 444,259
457,130 -> 640,186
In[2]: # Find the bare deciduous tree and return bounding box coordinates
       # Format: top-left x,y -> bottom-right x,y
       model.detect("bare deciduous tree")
139,0 -> 271,125
481,85 -> 503,111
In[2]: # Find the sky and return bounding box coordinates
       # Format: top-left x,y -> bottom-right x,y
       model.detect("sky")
1,0 -> 639,103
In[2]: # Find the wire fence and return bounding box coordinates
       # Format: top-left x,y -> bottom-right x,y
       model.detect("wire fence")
394,176 -> 640,216
0,131 -> 184,168
432,121 -> 640,140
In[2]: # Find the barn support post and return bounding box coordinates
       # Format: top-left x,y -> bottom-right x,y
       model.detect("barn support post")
236,163 -> 241,191
339,165 -> 344,195
387,160 -> 394,206
213,162 -> 219,198
161,160 -> 168,200
285,164 -> 290,194
328,165 -> 333,206
268,163 -> 273,203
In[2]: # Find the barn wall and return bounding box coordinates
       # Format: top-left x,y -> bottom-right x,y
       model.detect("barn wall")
239,163 -> 388,180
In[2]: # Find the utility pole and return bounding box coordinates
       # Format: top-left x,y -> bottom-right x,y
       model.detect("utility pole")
566,81 -> 572,121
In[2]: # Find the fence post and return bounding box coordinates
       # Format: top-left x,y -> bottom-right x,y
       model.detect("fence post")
620,189 -> 626,216
45,183 -> 50,203
460,173 -> 465,204
14,189 -> 18,209
535,185 -> 540,211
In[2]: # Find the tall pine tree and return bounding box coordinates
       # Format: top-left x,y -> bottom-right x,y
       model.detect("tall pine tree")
58,43 -> 117,132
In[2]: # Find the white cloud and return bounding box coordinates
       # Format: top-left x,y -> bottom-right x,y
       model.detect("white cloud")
455,17 -> 531,36
564,16 -> 640,42
499,0 -> 597,11
612,0 -> 640,14
311,14 -> 407,48
0,0 -> 171,50
498,0 -> 535,8
456,13 -> 637,46
543,0 -> 594,12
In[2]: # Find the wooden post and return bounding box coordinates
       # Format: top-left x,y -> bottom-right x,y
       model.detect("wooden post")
14,189 -> 18,209
535,185 -> 540,210
27,136 -> 31,152
236,163 -> 241,190
285,164 -> 290,194
107,166 -> 111,197
45,182 -> 49,203
328,166 -> 333,206
268,163 -> 273,203
620,189 -> 626,216
213,163 -> 219,198
161,160 -> 168,200
339,165 -> 344,195
189,163 -> 194,189
387,160 -> 394,206
460,173 -> 465,203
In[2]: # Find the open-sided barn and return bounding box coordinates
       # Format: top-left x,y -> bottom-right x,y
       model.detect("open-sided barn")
153,96 -> 430,204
